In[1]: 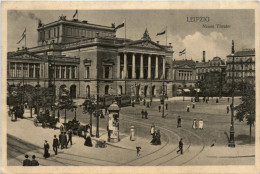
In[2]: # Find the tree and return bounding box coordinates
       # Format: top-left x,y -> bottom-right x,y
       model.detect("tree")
82,96 -> 96,136
234,84 -> 255,141
57,86 -> 74,123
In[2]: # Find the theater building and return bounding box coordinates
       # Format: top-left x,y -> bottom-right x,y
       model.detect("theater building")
7,16 -> 174,99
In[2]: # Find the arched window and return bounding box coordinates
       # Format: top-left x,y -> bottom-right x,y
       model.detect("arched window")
105,85 -> 109,95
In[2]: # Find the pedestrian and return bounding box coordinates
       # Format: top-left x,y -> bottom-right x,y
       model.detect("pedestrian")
187,104 -> 190,112
177,116 -> 182,128
141,109 -> 144,119
146,102 -> 150,108
196,119 -> 199,129
166,103 -> 168,110
203,97 -> 205,103
198,119 -> 203,129
59,132 -> 63,149
206,99 -> 208,103
23,154 -> 31,166
227,106 -> 230,114
43,140 -> 50,159
192,102 -> 195,109
150,123 -> 155,136
145,110 -> 148,119
143,99 -> 146,106
67,129 -> 73,146
155,129 -> 161,145
191,98 -> 193,102
176,138 -> 183,154
63,132 -> 68,148
84,131 -> 93,147
158,105 -> 161,112
31,155 -> 39,166
136,146 -> 141,156
192,119 -> 197,129
53,135 -> 59,155
228,97 -> 230,103
216,98 -> 219,103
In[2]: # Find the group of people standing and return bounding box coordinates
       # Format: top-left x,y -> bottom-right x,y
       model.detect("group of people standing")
43,129 -> 73,159
141,109 -> 148,119
192,119 -> 204,129
23,154 -> 39,166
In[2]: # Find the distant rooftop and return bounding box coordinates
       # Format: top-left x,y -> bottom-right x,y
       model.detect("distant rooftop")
227,49 -> 255,57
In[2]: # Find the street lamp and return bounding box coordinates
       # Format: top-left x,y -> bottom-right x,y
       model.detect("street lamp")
229,40 -> 235,147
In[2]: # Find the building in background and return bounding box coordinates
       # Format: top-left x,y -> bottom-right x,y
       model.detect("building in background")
226,49 -> 255,85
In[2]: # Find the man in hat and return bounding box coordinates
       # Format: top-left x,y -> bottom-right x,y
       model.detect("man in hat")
177,116 -> 182,128
67,129 -> 73,146
141,109 -> 145,119
158,105 -> 161,112
59,132 -> 63,149
31,155 -> 39,166
53,135 -> 59,155
145,110 -> 148,119
177,138 -> 183,154
23,154 -> 31,166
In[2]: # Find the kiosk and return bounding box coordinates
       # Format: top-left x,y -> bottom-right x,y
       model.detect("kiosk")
107,102 -> 120,143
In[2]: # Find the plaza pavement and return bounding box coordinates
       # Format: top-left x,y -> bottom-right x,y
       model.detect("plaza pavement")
6,96 -> 255,166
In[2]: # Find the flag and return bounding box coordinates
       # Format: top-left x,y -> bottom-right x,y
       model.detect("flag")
156,29 -> 166,36
73,10 -> 78,18
179,49 -> 186,56
17,28 -> 26,44
114,20 -> 125,30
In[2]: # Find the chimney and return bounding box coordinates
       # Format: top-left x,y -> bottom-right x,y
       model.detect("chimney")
203,51 -> 206,62
17,47 -> 20,51
156,41 -> 159,44
232,40 -> 235,54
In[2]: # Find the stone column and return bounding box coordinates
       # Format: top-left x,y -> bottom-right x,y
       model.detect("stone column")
148,55 -> 151,79
140,54 -> 144,79
132,53 -> 136,79
27,64 -> 30,77
65,66 -> 67,79
155,55 -> 159,79
70,66 -> 72,79
117,54 -> 120,79
33,64 -> 36,78
124,52 -> 127,78
162,57 -> 165,78
59,65 -> 62,78
14,63 -> 17,77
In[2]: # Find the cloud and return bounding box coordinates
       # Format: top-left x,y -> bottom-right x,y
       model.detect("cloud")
170,32 -> 230,62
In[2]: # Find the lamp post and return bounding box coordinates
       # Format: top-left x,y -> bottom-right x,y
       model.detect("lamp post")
36,66 -> 40,117
162,75 -> 165,118
229,40 -> 235,147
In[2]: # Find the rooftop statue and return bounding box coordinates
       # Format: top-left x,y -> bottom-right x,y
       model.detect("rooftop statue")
142,28 -> 151,40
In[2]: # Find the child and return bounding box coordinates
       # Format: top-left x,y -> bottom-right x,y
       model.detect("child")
136,146 -> 141,156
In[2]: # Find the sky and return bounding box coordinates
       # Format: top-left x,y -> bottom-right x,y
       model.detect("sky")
7,10 -> 255,61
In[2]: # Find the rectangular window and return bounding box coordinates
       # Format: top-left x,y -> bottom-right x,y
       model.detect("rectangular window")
56,66 -> 60,78
85,66 -> 90,79
40,64 -> 44,77
104,66 -> 110,78
48,30 -> 51,39
57,27 -> 60,37
29,64 -> 34,78
10,63 -> 15,77
72,66 -> 76,79
23,64 -> 28,77
16,63 -> 22,77
66,66 -> 70,79
35,64 -> 40,77
61,66 -> 65,79
54,28 -> 56,37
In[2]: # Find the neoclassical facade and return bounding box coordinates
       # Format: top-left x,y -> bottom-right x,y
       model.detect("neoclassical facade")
7,17 -> 174,99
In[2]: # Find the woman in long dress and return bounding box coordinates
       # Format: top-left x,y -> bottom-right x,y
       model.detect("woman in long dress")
43,140 -> 50,159
84,131 -> 93,147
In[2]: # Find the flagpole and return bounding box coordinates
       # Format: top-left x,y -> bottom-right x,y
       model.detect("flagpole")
25,29 -> 27,48
166,26 -> 167,46
124,18 -> 126,44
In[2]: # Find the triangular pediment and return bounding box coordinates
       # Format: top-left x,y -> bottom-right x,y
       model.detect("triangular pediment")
127,40 -> 165,50
178,64 -> 193,69
8,52 -> 43,60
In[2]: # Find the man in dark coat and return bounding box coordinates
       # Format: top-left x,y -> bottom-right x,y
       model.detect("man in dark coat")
177,138 -> 183,154
227,106 -> 230,114
67,129 -> 73,146
145,110 -> 148,119
43,140 -> 50,159
166,103 -> 168,110
31,155 -> 39,166
158,105 -> 161,112
141,109 -> 144,119
23,154 -> 31,166
63,132 -> 68,148
177,116 -> 182,128
53,135 -> 59,155
59,132 -> 63,149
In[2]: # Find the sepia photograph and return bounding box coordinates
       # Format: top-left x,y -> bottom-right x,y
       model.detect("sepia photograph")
1,1 -> 259,173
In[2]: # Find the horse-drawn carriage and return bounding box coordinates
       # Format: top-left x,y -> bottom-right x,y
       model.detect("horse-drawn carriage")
34,111 -> 59,128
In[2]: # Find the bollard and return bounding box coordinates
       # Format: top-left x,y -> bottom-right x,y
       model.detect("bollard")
130,126 -> 135,141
